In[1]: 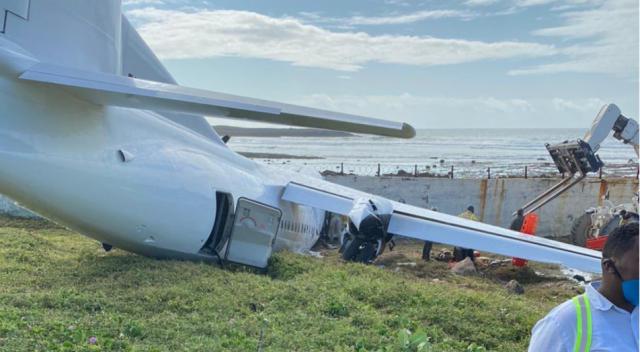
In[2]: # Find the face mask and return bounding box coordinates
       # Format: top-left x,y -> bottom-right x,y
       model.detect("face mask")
621,279 -> 639,307
613,263 -> 639,307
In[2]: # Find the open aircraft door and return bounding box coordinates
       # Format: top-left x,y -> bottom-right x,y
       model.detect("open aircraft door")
224,198 -> 282,268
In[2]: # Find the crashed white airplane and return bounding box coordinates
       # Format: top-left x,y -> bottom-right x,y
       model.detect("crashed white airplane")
0,1 -> 602,272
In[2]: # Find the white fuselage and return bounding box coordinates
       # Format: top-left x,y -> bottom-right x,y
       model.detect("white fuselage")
0,63 -> 324,259
0,0 -> 324,259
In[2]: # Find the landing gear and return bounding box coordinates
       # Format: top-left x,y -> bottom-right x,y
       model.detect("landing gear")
341,198 -> 393,264
341,237 -> 383,264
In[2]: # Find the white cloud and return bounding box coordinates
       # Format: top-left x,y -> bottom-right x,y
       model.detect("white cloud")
552,97 -> 606,111
127,8 -> 555,72
296,9 -> 475,28
123,0 -> 164,5
514,0 -> 599,7
465,0 -> 500,6
384,0 -> 411,6
509,0 -> 638,76
515,0 -> 558,6
300,93 -> 534,114
294,94 -> 615,128
346,10 -> 476,25
297,94 -> 535,128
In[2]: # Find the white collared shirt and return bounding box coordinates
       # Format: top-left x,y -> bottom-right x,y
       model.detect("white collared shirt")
528,281 -> 638,352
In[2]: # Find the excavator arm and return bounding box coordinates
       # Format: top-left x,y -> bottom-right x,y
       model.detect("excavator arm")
583,104 -> 639,157
517,104 -> 638,216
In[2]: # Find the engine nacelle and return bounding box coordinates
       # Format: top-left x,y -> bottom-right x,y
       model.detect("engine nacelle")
341,197 -> 394,263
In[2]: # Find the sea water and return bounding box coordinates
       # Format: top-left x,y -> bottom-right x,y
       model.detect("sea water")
228,129 -> 639,178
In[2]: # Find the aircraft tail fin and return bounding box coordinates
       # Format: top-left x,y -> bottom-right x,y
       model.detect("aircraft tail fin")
120,15 -> 222,143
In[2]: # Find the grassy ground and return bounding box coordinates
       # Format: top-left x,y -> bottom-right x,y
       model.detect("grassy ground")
0,217 -> 584,351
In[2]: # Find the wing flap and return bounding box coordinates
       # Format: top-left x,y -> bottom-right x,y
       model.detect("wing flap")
19,63 -> 415,138
281,180 -> 601,273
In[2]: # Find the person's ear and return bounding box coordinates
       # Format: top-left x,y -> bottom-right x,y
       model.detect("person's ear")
602,258 -> 618,276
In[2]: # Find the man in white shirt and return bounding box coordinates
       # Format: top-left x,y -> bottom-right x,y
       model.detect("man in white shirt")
528,223 -> 639,352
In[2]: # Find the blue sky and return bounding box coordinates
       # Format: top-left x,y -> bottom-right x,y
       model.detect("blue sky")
123,0 -> 638,129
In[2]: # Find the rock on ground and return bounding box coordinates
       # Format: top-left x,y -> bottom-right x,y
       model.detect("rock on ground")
451,257 -> 477,276
506,279 -> 525,294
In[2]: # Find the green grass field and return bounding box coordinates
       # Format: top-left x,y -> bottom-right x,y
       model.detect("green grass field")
0,217 -> 583,351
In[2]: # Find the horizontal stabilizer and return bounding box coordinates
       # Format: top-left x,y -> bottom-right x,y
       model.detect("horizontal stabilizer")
19,63 -> 415,138
282,181 -> 602,273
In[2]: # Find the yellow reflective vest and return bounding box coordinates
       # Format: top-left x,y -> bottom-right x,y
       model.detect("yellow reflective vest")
572,293 -> 593,352
458,210 -> 479,222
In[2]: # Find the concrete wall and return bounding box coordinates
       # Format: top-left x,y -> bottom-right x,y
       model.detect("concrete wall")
325,176 -> 638,237
2,176 -> 637,237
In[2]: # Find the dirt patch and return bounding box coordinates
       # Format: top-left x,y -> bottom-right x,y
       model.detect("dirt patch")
481,264 -> 561,284
329,241 -> 577,289
375,251 -> 453,280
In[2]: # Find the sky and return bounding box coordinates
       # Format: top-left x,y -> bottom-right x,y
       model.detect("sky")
123,0 -> 639,129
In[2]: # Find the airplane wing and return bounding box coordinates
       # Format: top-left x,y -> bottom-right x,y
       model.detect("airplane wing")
18,63 -> 415,139
281,178 -> 602,273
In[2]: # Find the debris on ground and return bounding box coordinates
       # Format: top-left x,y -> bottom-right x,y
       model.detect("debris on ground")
572,274 -> 586,282
473,256 -> 493,269
489,259 -> 512,267
435,248 -> 453,262
319,241 -> 583,300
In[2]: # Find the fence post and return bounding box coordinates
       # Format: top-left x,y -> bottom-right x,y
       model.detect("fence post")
599,166 -> 603,179
340,162 -> 344,175
377,163 -> 381,177
450,165 -> 454,179
524,165 -> 528,179
487,167 -> 491,179
414,164 -> 418,177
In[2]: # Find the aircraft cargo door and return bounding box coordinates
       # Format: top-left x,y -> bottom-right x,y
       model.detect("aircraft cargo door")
225,198 -> 282,268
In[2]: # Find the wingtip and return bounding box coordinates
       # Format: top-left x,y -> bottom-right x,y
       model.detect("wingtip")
401,123 -> 416,139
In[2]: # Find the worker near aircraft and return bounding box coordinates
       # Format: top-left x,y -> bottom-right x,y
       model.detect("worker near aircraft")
510,209 -> 525,232
528,223 -> 639,351
422,207 -> 439,261
453,205 -> 479,261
